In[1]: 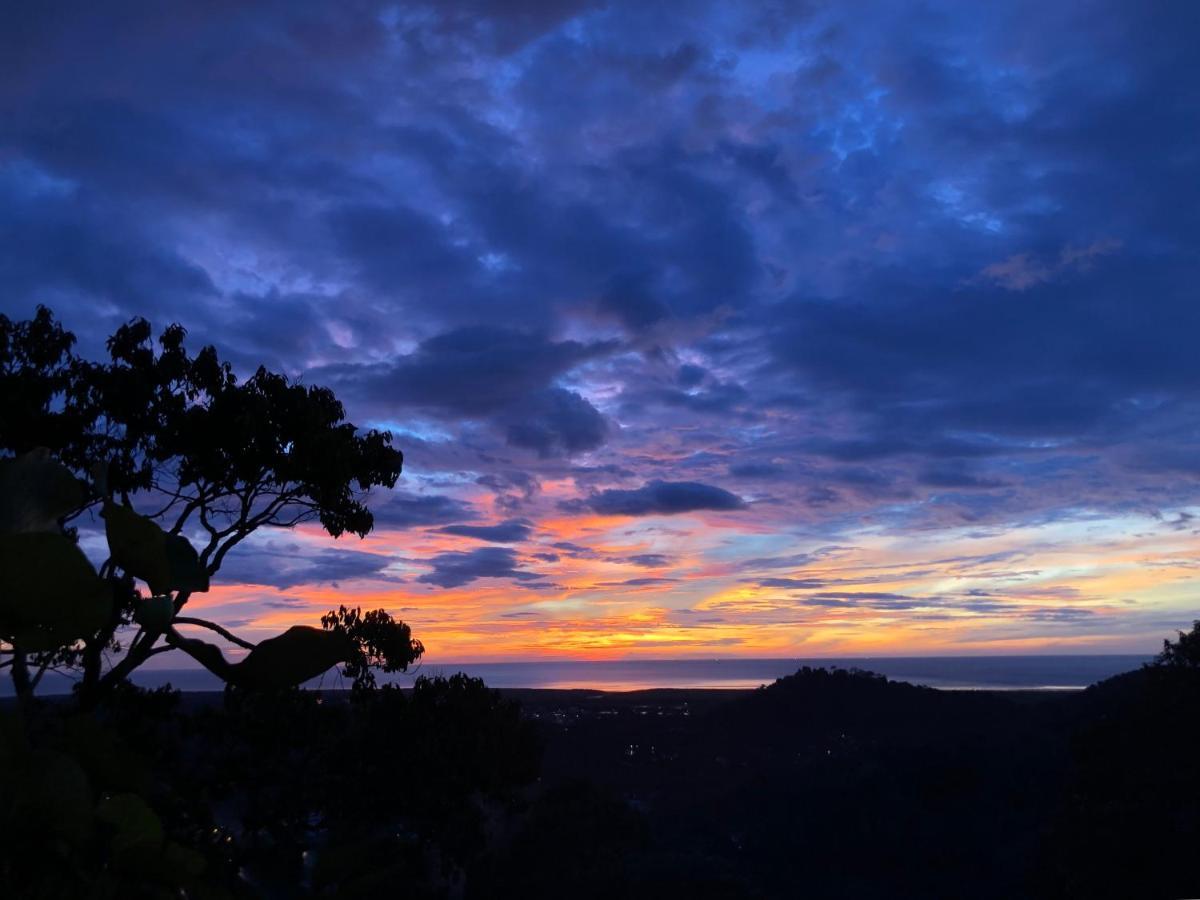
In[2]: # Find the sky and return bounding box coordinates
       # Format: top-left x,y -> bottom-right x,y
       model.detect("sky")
3,0 -> 1200,660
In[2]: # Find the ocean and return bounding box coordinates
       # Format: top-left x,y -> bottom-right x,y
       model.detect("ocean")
4,655 -> 1151,695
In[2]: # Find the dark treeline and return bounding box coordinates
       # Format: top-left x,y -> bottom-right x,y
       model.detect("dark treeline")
523,639 -> 1200,900
4,628 -> 1200,899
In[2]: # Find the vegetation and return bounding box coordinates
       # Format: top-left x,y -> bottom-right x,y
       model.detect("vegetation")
1,675 -> 540,898
1153,618 -> 1200,667
3,307 -> 1200,897
0,307 -> 419,705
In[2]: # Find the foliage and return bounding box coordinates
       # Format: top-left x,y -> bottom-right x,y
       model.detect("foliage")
0,307 -> 415,703
321,605 -> 425,691
0,448 -> 86,533
1152,619 -> 1200,667
0,707 -> 230,899
1,308 -> 402,536
1037,659 -> 1200,897
167,674 -> 541,896
0,307 -> 90,462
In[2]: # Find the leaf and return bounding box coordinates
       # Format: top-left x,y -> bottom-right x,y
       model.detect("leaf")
164,531 -> 209,593
0,449 -> 86,534
62,714 -> 151,795
0,532 -> 112,650
103,502 -> 207,596
234,625 -> 354,690
96,792 -> 164,855
162,841 -> 207,879
12,751 -> 94,845
102,502 -> 172,595
133,595 -> 176,632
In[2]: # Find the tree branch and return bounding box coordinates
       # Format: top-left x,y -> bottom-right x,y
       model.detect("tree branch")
164,628 -> 242,684
29,657 -> 53,690
174,616 -> 258,651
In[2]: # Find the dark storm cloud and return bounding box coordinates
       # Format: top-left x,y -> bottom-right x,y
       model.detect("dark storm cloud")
327,203 -> 474,290
767,258 -> 1200,443
320,327 -> 613,418
502,388 -> 609,457
597,272 -> 669,330
437,518 -> 534,543
567,480 -> 746,516
313,327 -> 613,458
417,546 -> 542,588
1,0 -> 1199,587
0,172 -> 214,337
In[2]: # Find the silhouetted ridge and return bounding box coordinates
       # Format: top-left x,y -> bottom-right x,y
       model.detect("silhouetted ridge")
708,666 -> 1026,750
1034,660 -> 1200,899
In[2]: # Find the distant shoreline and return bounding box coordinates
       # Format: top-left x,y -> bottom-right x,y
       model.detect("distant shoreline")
0,654 -> 1150,697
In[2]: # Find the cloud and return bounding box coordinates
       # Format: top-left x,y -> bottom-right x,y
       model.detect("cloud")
371,492 -> 476,529
918,466 -> 1007,489
476,471 -> 541,512
729,461 -> 786,479
2,0 -> 1199,653
597,271 -> 669,330
416,546 -> 542,589
502,388 -> 608,457
758,578 -> 828,589
801,592 -> 923,609
976,239 -> 1122,291
592,576 -> 677,587
319,326 -> 614,418
567,480 -> 745,516
343,326 -> 614,415
551,541 -> 600,559
327,202 -> 473,291
315,328 -> 613,457
437,518 -> 534,543
623,553 -> 672,567
218,543 -> 396,589
262,596 -> 309,610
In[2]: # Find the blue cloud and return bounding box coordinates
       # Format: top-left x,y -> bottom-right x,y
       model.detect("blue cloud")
437,518 -> 534,543
217,543 -> 396,590
572,480 -> 745,516
3,0 -> 1199,633
371,492 -> 476,529
417,546 -> 543,589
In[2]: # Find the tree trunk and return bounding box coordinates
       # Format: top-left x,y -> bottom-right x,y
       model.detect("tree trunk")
10,647 -> 33,712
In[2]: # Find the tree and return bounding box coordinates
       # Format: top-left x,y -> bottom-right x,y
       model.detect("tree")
1152,620 -> 1200,668
0,307 -> 422,705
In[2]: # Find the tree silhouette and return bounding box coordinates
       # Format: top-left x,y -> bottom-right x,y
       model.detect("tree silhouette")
1152,619 -> 1200,668
0,307 -> 420,704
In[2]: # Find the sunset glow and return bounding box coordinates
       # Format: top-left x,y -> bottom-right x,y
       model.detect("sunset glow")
6,1 -> 1200,663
